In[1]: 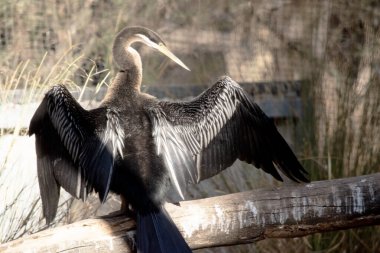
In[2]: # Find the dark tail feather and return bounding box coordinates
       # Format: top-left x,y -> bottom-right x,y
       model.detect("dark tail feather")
137,207 -> 192,253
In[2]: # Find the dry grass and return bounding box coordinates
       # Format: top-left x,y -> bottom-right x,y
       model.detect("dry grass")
0,0 -> 379,252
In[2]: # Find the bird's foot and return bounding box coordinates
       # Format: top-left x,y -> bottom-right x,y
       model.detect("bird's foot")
171,202 -> 181,206
100,209 -> 136,219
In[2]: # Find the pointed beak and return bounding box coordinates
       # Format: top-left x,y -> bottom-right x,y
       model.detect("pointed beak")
157,44 -> 191,71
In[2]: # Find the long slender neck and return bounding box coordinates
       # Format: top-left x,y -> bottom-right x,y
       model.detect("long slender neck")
103,65 -> 142,104
103,29 -> 143,103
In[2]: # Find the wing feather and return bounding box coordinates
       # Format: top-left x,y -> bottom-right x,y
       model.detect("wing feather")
149,110 -> 194,198
148,76 -> 308,198
29,85 -> 124,222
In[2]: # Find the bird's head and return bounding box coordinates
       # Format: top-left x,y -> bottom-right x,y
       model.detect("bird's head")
113,26 -> 190,71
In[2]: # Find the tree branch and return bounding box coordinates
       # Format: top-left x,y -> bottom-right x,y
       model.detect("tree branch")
1,173 -> 379,252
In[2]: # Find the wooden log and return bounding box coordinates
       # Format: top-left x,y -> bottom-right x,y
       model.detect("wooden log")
1,173 -> 379,252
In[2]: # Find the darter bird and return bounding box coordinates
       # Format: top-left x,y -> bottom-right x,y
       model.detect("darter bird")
29,26 -> 309,253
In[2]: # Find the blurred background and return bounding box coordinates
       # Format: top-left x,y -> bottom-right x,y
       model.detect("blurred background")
0,0 -> 379,252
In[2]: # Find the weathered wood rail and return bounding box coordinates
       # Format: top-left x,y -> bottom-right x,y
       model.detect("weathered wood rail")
1,172 -> 379,252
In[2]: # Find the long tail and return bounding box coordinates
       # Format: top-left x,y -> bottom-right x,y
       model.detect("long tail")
136,206 -> 192,253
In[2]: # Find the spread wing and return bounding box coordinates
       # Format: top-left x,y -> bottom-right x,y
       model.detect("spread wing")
29,85 -> 124,223
148,76 -> 308,198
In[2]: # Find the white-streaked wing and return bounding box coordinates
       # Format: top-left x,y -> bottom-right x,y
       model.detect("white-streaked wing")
148,76 -> 308,199
29,85 -> 124,222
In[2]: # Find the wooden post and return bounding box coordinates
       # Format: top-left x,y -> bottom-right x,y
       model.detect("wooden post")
1,173 -> 379,252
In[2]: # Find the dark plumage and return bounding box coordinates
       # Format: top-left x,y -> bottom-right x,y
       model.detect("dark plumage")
29,26 -> 308,253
